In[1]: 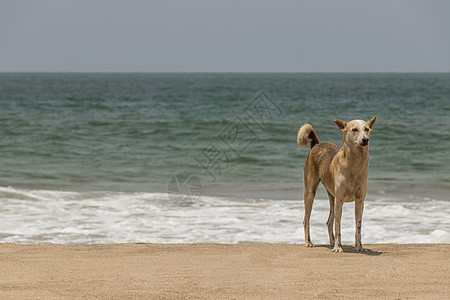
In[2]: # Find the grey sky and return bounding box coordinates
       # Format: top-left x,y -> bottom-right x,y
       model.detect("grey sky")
1,0 -> 449,72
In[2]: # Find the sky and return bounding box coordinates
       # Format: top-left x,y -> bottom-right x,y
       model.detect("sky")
1,0 -> 449,72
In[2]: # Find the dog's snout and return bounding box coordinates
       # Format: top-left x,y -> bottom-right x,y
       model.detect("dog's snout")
361,137 -> 369,146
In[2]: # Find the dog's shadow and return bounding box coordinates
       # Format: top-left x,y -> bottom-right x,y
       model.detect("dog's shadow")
314,244 -> 383,256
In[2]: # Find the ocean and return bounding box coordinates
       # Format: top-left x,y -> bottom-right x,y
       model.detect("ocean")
0,73 -> 449,244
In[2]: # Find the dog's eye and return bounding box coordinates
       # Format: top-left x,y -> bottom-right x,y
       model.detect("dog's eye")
352,128 -> 358,132
365,127 -> 369,132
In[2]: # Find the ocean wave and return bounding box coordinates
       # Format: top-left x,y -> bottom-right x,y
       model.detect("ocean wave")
0,186 -> 448,245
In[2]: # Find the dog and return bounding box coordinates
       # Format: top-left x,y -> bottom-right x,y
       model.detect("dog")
297,117 -> 376,252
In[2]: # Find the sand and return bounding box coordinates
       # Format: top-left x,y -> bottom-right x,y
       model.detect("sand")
0,243 -> 448,299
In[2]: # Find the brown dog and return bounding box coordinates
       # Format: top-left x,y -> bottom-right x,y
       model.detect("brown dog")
297,117 -> 376,252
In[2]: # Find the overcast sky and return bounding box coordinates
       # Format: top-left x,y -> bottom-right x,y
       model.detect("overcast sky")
1,0 -> 449,72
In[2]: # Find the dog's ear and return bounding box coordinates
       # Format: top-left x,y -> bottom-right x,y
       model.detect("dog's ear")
334,119 -> 347,132
367,116 -> 376,129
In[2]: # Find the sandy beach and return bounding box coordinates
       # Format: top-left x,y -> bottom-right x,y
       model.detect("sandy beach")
0,243 -> 448,299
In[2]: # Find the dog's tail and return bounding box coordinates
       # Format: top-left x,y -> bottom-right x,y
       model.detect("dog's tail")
297,124 -> 319,148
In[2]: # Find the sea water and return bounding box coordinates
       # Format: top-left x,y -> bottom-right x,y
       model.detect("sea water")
0,73 -> 449,244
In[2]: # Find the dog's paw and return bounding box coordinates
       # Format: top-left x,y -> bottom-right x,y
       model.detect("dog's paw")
306,242 -> 314,247
332,246 -> 343,253
356,246 -> 367,252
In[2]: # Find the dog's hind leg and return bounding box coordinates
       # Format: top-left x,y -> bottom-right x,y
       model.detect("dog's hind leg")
326,190 -> 335,247
303,168 -> 319,247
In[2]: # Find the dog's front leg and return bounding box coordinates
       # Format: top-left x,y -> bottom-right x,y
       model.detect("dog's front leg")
355,200 -> 366,251
333,200 -> 344,252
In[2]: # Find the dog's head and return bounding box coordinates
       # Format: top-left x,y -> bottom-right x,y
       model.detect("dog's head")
335,116 -> 376,148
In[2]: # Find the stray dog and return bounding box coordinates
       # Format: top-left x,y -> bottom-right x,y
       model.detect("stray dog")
297,117 -> 376,252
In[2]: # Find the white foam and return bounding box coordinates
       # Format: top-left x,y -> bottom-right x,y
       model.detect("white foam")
0,186 -> 448,244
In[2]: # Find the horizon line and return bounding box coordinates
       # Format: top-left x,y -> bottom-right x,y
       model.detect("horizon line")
1,71 -> 450,74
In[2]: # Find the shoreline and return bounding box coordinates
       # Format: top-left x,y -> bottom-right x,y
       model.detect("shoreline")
0,243 -> 448,299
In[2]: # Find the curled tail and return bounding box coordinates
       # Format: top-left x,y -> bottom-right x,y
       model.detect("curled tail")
297,123 -> 319,148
